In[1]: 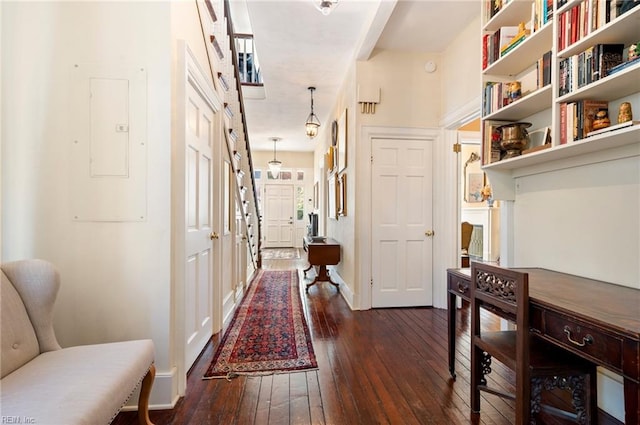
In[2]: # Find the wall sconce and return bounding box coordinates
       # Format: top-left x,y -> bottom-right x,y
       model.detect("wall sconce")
357,85 -> 380,114
305,86 -> 320,139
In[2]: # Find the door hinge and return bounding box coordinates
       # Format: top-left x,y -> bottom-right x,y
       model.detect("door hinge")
370,278 -> 373,286
371,155 -> 373,163
453,143 -> 461,153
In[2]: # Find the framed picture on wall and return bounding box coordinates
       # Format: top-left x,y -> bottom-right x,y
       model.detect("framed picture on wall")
327,173 -> 337,220
313,181 -> 319,210
338,173 -> 347,217
337,109 -> 347,173
463,150 -> 484,203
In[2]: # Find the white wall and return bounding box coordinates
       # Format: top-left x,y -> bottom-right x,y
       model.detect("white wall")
514,157 -> 640,287
2,1 -> 174,406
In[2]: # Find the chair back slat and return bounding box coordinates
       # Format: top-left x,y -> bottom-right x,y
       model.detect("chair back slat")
470,261 -> 531,424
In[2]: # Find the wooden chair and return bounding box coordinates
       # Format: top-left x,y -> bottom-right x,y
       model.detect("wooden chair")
470,262 -> 597,424
461,221 -> 473,254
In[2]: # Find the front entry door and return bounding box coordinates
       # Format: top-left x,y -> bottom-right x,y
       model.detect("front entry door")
371,137 -> 434,307
264,184 -> 294,247
183,76 -> 216,369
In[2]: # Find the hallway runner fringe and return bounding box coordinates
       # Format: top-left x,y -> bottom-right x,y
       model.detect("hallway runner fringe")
204,269 -> 317,379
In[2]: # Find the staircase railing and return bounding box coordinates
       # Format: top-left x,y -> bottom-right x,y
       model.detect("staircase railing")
197,0 -> 262,268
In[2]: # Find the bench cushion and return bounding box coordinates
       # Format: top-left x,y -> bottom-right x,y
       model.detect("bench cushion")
1,271 -> 40,378
0,339 -> 154,424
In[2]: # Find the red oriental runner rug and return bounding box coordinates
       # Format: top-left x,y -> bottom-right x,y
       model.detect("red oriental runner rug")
204,269 -> 317,378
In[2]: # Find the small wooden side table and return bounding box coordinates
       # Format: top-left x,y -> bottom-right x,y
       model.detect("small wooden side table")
302,237 -> 341,292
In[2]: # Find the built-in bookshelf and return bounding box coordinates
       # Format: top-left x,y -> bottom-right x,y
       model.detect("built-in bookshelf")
481,0 -> 640,200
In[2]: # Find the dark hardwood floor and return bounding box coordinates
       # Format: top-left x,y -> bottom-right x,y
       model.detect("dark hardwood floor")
114,252 -> 620,424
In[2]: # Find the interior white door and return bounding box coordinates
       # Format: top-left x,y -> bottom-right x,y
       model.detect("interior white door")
264,185 -> 294,247
371,137 -> 434,307
184,80 -> 216,369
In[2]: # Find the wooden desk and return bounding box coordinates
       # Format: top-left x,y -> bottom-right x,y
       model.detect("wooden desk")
447,267 -> 640,425
303,237 -> 340,292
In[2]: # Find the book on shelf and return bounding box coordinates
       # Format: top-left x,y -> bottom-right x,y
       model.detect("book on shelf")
558,44 -> 624,95
594,43 -> 624,79
607,56 -> 640,76
574,99 -> 609,140
560,102 -> 587,144
560,102 -> 567,145
500,30 -> 528,56
482,120 -> 511,165
585,120 -> 640,137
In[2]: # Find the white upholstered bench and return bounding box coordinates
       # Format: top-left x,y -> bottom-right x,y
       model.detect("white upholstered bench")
1,259 -> 156,425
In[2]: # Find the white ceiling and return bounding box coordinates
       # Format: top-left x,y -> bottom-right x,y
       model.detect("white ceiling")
229,0 -> 479,152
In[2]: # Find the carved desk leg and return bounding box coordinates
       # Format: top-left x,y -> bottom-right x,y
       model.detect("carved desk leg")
447,290 -> 457,379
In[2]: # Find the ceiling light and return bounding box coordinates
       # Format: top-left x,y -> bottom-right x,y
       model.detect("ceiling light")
315,0 -> 338,15
268,137 -> 282,176
305,87 -> 320,139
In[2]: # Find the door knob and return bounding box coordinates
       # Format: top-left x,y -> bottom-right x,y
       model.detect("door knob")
210,232 -> 220,240
425,230 -> 435,237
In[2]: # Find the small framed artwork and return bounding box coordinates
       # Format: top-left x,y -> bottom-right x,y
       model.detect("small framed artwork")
325,146 -> 335,174
338,173 -> 347,217
327,173 -> 337,220
280,170 -> 292,180
463,150 -> 484,203
313,181 -> 319,210
337,109 -> 347,172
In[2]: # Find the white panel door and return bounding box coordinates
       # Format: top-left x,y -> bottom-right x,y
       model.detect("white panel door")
372,137 -> 434,307
184,81 -> 216,369
264,185 -> 294,247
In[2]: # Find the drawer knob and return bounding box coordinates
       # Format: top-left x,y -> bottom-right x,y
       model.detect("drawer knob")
563,325 -> 594,347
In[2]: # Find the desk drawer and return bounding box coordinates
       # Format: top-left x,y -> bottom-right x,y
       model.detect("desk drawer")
533,307 -> 623,372
448,273 -> 470,300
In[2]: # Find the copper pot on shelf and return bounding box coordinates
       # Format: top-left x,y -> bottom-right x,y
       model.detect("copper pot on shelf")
497,122 -> 531,159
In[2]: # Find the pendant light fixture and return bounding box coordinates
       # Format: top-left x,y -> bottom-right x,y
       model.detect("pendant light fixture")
268,137 -> 282,176
315,0 -> 338,15
305,86 -> 320,139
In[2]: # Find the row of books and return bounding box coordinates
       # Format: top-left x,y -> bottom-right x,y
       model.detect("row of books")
484,0 -> 514,23
531,0 -> 554,32
483,52 -> 552,116
482,26 -> 523,70
558,44 -> 624,96
559,99 -> 608,144
558,0 -> 639,51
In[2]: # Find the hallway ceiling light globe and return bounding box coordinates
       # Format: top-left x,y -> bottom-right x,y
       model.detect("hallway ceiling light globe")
305,87 -> 320,139
268,159 -> 282,175
316,0 -> 338,15
268,137 -> 282,175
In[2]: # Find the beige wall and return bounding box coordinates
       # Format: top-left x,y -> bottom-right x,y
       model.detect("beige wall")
2,1 -> 174,405
357,49 -> 442,128
1,0 -> 237,408
251,151 -> 315,170
440,15 -> 482,125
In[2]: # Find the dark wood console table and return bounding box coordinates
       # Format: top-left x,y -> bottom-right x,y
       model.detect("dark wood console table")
447,267 -> 640,424
302,237 -> 340,292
